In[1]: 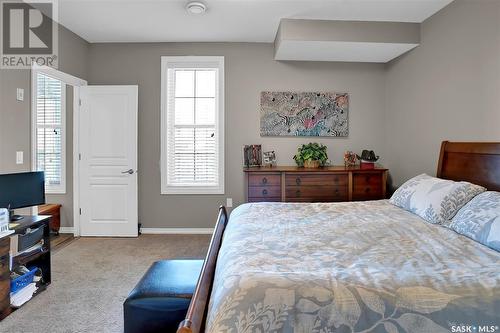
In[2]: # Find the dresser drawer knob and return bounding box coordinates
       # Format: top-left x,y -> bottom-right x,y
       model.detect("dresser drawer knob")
262,189 -> 268,195
296,177 -> 301,185
262,177 -> 268,184
365,187 -> 371,193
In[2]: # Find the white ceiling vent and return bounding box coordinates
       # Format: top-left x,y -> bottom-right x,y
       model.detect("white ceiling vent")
186,2 -> 206,15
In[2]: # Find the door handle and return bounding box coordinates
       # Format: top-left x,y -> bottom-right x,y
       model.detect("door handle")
121,169 -> 135,175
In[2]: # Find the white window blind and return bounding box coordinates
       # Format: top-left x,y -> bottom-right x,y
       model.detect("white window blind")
161,57 -> 224,194
34,73 -> 66,193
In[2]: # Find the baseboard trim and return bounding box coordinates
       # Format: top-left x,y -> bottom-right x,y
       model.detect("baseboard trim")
140,228 -> 214,235
58,227 -> 214,235
59,227 -> 75,234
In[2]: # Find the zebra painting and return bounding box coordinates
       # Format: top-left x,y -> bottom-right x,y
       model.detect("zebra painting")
260,91 -> 349,137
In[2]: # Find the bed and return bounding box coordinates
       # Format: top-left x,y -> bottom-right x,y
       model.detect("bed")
178,141 -> 500,333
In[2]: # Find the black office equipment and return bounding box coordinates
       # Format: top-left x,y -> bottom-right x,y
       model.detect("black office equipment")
0,172 -> 45,221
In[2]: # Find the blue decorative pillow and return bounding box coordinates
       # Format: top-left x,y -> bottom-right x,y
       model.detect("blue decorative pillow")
390,174 -> 486,225
449,191 -> 500,252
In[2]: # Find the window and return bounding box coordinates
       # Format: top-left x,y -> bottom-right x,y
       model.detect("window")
161,56 -> 224,194
32,72 -> 66,193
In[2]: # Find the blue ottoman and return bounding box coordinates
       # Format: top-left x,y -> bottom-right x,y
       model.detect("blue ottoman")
124,260 -> 203,333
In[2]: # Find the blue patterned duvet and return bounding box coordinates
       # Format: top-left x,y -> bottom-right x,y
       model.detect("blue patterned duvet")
207,201 -> 500,333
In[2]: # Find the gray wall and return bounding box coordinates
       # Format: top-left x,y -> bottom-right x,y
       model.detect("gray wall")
88,43 -> 387,228
384,0 -> 500,186
0,26 -> 89,226
2,0 -> 498,229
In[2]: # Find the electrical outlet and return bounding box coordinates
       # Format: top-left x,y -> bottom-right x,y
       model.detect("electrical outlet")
16,88 -> 24,101
226,198 -> 233,208
16,151 -> 23,164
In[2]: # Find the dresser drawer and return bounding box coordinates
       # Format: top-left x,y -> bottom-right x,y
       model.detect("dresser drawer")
248,173 -> 281,186
285,173 -> 348,186
287,194 -> 347,202
286,185 -> 348,201
248,197 -> 282,203
248,186 -> 281,198
352,173 -> 384,200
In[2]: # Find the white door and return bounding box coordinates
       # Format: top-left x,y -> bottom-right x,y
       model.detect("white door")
79,86 -> 138,237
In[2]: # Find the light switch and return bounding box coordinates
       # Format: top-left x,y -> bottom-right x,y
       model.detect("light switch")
16,88 -> 24,101
16,151 -> 23,164
226,198 -> 233,208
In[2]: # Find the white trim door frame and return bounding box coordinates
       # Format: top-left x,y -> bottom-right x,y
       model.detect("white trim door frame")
31,64 -> 87,230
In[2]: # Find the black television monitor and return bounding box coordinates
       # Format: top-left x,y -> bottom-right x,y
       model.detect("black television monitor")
0,171 -> 45,221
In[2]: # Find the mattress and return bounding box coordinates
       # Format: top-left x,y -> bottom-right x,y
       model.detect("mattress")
206,200 -> 500,332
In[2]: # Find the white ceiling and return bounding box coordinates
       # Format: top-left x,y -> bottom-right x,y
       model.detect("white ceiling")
58,0 -> 454,43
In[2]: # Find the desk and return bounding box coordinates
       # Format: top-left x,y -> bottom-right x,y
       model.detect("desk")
0,215 -> 51,320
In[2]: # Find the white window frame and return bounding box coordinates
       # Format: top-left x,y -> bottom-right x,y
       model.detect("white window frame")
31,65 -> 69,194
160,56 -> 225,195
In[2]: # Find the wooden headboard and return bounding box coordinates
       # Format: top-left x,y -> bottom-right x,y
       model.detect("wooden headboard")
437,141 -> 500,191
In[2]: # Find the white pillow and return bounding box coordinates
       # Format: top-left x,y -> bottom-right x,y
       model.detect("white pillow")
390,174 -> 486,225
449,191 -> 500,252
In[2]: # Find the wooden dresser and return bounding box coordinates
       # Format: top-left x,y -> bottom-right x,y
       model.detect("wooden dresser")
244,165 -> 388,203
38,204 -> 62,234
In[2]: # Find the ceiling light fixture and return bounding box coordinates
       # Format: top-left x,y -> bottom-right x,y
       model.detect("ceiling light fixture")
186,1 -> 207,15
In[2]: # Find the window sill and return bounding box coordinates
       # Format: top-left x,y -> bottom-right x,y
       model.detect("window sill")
161,186 -> 224,195
45,189 -> 66,195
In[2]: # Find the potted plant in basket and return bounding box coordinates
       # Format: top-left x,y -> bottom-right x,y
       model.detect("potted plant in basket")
293,143 -> 329,168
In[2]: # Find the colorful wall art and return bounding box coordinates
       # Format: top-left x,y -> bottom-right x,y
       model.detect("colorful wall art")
260,92 -> 349,137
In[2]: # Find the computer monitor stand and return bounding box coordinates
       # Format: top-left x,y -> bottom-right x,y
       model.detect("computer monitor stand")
9,209 -> 24,222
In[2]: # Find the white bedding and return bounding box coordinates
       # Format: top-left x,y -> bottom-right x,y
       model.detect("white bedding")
207,200 -> 500,332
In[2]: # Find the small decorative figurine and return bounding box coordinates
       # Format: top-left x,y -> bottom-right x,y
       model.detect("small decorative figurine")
356,150 -> 380,169
243,145 -> 262,167
344,151 -> 357,167
263,151 -> 277,167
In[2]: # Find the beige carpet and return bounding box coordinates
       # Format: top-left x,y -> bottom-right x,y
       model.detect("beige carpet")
0,235 -> 211,333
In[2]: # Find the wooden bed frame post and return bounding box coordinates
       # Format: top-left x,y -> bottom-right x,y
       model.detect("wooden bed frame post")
177,206 -> 228,333
436,141 -> 448,178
